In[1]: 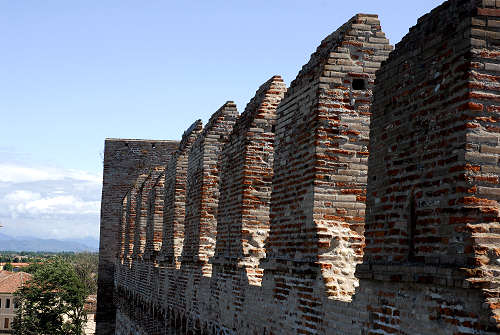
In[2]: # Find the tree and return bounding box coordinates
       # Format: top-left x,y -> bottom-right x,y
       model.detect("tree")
4,262 -> 13,271
24,261 -> 44,274
71,253 -> 98,295
12,258 -> 88,335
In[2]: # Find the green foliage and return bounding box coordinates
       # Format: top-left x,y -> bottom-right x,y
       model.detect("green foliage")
12,258 -> 89,335
0,252 -> 99,294
4,262 -> 13,271
70,253 -> 99,295
23,261 -> 44,274
0,251 -> 59,264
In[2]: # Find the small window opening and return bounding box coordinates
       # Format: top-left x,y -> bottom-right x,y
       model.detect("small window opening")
352,78 -> 366,90
408,194 -> 416,262
152,143 -> 156,149
271,125 -> 276,133
5,299 -> 10,309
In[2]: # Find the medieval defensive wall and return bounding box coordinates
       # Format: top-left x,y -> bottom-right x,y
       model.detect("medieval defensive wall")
97,1 -> 500,334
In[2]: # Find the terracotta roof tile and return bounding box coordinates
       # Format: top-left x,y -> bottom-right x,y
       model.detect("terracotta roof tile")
0,271 -> 32,293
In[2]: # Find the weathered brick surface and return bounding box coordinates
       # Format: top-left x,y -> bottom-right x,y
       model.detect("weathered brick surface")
124,173 -> 149,261
181,102 -> 238,277
133,167 -> 164,259
117,194 -> 128,260
212,76 -> 286,284
264,14 -> 391,304
143,171 -> 165,261
96,139 -> 177,335
468,1 -> 500,324
159,120 -> 204,267
98,3 -> 500,335
209,76 -> 286,325
359,0 -> 500,332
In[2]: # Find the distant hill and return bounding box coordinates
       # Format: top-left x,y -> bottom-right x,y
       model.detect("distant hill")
0,233 -> 99,252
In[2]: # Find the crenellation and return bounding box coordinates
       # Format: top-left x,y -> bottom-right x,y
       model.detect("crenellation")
212,75 -> 286,285
181,102 -> 238,277
159,120 -> 203,268
143,171 -> 166,261
133,167 -> 165,260
125,173 -> 149,261
117,193 -> 129,260
98,2 -> 500,334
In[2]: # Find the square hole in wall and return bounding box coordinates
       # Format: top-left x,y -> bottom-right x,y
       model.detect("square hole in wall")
352,78 -> 366,90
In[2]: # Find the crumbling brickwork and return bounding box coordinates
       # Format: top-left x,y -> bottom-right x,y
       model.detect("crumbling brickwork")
97,2 -> 500,334
209,76 -> 286,326
212,76 -> 286,285
117,194 -> 128,260
263,13 -> 391,306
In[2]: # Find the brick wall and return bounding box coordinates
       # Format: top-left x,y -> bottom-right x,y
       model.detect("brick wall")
133,167 -> 164,259
96,139 -> 177,335
159,120 -> 204,267
143,171 -> 165,260
209,76 -> 286,326
181,102 -> 238,277
212,75 -> 286,285
467,1 -> 500,324
358,0 -> 500,332
124,173 -> 149,261
97,2 -> 500,334
264,13 -> 391,304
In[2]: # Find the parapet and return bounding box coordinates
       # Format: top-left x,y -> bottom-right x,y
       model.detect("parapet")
97,3 -> 500,334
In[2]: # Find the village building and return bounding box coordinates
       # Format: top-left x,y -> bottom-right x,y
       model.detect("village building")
0,271 -> 31,335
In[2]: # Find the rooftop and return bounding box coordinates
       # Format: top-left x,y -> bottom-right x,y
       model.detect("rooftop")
0,271 -> 31,294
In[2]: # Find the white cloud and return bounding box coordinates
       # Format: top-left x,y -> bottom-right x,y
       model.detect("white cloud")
0,163 -> 102,239
0,164 -> 102,184
5,193 -> 100,216
4,190 -> 41,202
0,165 -> 55,183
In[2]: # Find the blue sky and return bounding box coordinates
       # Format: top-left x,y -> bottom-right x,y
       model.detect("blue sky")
0,0 -> 442,239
